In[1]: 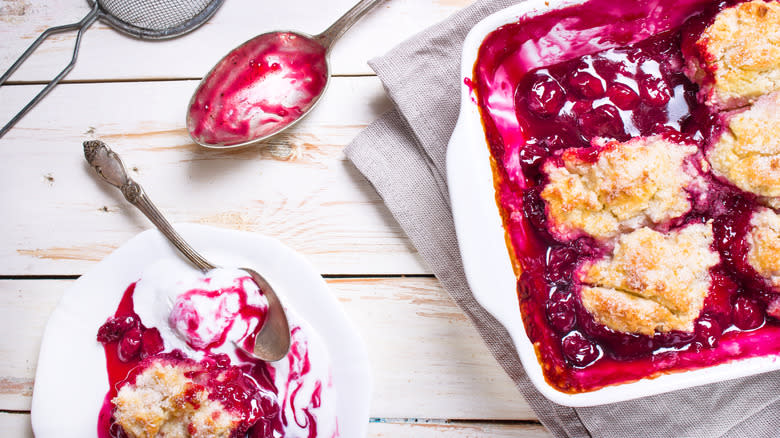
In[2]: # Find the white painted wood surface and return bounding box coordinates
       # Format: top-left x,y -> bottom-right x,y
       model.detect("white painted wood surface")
0,78 -> 430,276
0,413 -> 552,438
0,0 -> 469,81
0,0 -> 552,436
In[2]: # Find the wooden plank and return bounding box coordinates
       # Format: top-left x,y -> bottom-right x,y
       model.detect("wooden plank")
0,0 -> 472,81
0,412 -> 551,438
0,278 -> 536,420
0,281 -> 56,410
0,413 -> 33,438
367,421 -> 552,437
0,77 -> 431,276
333,277 -> 535,420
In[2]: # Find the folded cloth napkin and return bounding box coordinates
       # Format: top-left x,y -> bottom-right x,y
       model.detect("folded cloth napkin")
344,1 -> 780,437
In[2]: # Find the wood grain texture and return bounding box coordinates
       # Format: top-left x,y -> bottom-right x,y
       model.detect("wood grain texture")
0,278 -> 536,420
0,413 -> 33,438
367,421 -> 553,437
0,0 -> 472,81
0,78 -> 432,276
0,413 -> 551,438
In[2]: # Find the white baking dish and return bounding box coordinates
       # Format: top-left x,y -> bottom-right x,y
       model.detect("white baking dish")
446,0 -> 780,407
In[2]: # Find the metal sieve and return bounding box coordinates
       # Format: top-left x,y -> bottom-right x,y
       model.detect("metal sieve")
0,0 -> 224,138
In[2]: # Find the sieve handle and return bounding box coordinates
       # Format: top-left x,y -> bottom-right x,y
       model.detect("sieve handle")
0,3 -> 100,139
314,0 -> 385,51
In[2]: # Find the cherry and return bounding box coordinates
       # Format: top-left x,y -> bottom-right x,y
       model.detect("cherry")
517,143 -> 547,172
653,329 -> 696,349
546,289 -> 576,333
578,104 -> 625,138
140,328 -> 164,359
256,389 -> 281,419
97,320 -> 125,344
604,333 -> 655,359
97,314 -> 138,344
639,77 -> 671,106
210,373 -> 273,422
540,134 -> 568,152
732,296 -> 764,330
545,246 -> 578,282
561,331 -> 600,367
116,314 -> 138,331
525,75 -> 566,117
570,99 -> 592,118
568,70 -> 605,98
695,316 -> 722,348
522,188 -> 548,231
606,83 -> 639,110
704,271 -> 738,320
118,327 -> 143,362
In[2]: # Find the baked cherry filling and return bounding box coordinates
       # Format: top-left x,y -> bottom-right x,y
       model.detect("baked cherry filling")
473,0 -> 780,393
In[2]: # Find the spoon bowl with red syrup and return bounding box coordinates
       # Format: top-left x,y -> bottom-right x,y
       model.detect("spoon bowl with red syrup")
187,0 -> 384,148
83,140 -> 291,361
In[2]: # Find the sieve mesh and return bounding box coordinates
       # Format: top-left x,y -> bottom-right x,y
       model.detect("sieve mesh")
93,0 -> 222,39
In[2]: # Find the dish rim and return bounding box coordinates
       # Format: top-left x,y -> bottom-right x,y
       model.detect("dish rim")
446,0 -> 780,406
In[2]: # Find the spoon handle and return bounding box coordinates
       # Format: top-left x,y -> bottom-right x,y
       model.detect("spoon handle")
315,0 -> 385,50
83,140 -> 216,272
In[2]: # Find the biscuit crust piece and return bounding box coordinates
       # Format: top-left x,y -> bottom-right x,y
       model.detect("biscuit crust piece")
541,136 -> 701,241
747,208 -> 780,290
708,92 -> 780,208
685,0 -> 780,109
113,362 -> 240,438
579,223 -> 719,335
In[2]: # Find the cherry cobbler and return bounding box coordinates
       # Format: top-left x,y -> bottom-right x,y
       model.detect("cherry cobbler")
472,0 -> 780,392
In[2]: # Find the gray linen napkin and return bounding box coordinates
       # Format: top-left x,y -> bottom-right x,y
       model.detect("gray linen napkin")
344,1 -> 780,436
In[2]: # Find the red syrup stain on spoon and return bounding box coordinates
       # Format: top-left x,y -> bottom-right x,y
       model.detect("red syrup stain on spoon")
187,32 -> 329,147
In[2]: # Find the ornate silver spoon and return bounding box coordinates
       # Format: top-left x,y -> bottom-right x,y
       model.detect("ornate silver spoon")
83,140 -> 290,361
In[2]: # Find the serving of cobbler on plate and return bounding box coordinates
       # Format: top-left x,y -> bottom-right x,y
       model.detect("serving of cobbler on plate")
96,263 -> 337,438
29,227 -> 370,438
470,0 -> 780,393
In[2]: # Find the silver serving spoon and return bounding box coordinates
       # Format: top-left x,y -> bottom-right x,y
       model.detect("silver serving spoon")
83,140 -> 290,361
186,0 -> 384,148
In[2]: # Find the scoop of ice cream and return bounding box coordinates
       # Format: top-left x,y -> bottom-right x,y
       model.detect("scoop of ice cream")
168,287 -> 242,350
133,262 -> 268,361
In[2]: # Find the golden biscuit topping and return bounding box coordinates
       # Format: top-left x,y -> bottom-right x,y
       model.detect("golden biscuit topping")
708,92 -> 780,207
579,223 -> 719,335
113,362 -> 240,438
540,136 -> 700,241
747,208 -> 780,290
690,0 -> 780,108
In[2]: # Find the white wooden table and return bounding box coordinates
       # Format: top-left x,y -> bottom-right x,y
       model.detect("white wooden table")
0,1 -> 551,436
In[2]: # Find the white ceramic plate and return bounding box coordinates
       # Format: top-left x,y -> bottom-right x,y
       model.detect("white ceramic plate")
30,224 -> 371,436
447,0 -> 780,407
